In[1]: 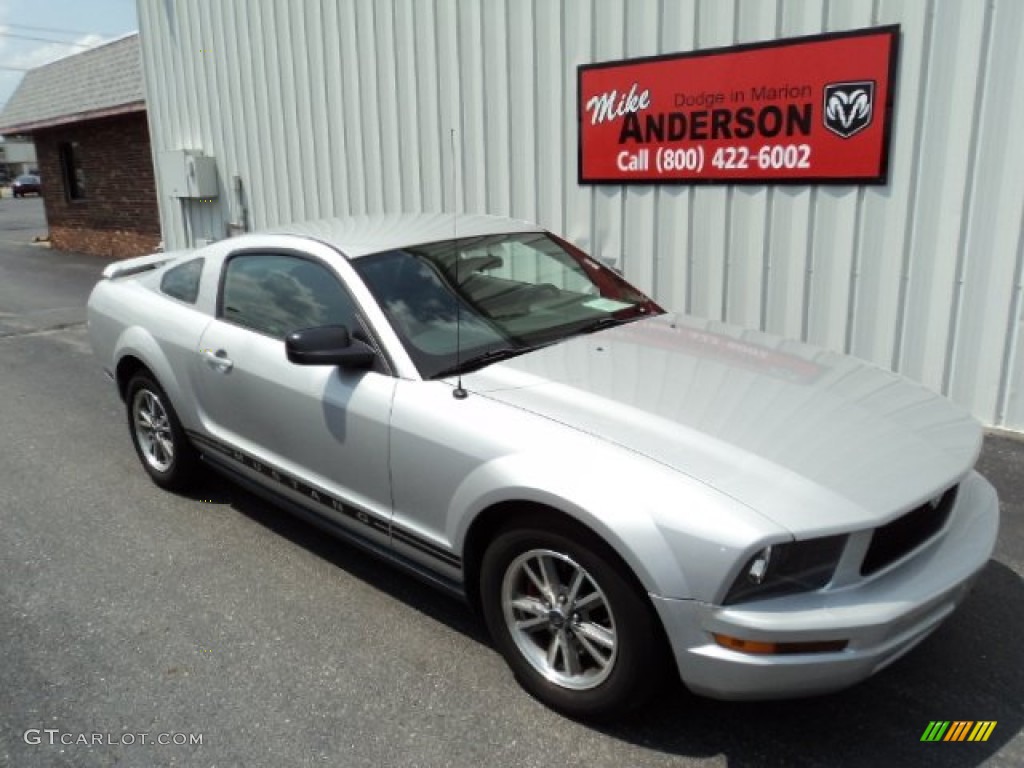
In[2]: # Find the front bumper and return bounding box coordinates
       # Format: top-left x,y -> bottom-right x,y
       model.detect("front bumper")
652,470 -> 999,700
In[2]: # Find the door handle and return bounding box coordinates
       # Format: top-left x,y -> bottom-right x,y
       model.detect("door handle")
201,348 -> 234,372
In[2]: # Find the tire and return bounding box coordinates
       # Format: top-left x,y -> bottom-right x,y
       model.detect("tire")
480,519 -> 669,719
125,373 -> 200,491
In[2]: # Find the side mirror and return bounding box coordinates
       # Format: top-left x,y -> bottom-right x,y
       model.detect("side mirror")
285,325 -> 376,369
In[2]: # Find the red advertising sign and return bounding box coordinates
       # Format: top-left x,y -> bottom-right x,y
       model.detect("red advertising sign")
578,26 -> 899,185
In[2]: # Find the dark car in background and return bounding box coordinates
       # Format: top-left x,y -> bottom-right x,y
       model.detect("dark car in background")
12,174 -> 41,197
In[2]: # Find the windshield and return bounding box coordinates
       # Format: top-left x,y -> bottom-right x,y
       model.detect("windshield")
353,232 -> 662,378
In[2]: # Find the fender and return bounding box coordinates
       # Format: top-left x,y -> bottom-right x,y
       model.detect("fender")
447,447 -> 787,601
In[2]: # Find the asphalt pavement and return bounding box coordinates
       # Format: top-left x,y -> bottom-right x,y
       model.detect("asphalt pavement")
1,202 -> 1021,767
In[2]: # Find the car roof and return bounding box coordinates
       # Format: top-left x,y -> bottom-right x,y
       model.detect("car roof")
266,212 -> 545,258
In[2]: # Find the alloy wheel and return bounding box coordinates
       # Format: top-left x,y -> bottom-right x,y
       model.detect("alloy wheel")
132,388 -> 175,473
501,548 -> 618,691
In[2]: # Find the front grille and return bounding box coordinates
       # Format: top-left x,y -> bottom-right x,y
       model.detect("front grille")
861,485 -> 958,576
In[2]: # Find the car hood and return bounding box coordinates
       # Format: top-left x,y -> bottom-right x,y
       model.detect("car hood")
462,313 -> 982,537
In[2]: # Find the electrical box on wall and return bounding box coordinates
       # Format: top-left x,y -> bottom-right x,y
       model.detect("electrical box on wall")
159,150 -> 218,198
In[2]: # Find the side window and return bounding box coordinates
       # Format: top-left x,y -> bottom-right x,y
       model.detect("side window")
220,253 -> 359,339
160,258 -> 204,304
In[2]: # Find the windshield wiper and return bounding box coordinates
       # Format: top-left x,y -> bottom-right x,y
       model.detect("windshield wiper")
576,314 -> 642,335
434,344 -> 544,379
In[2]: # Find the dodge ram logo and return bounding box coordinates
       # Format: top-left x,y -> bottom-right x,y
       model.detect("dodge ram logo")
823,81 -> 875,138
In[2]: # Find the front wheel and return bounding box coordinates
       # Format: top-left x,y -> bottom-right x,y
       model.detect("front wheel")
480,522 -> 669,719
125,373 -> 200,491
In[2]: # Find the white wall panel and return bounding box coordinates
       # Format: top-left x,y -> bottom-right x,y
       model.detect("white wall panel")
534,0 -> 564,236
652,0 -> 697,313
138,0 -> 1024,429
959,0 -> 1024,427
896,0 -> 987,392
620,0 -> 658,296
687,0 -> 734,322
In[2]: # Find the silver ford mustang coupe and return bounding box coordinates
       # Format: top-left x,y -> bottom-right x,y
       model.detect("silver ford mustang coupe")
87,213 -> 999,718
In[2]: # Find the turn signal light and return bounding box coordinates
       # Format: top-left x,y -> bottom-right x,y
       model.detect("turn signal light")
712,633 -> 848,655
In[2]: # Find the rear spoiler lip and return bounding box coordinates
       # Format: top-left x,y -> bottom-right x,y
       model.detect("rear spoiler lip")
101,251 -> 186,280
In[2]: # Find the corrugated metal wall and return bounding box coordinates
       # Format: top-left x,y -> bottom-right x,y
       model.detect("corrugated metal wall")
137,0 -> 1024,430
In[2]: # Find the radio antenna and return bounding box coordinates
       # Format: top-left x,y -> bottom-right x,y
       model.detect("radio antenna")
450,127 -> 468,400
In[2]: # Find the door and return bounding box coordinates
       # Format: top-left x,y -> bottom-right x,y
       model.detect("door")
193,251 -> 395,545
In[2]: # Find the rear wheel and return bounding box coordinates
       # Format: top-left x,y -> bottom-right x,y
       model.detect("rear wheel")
126,373 -> 200,491
480,520 -> 668,718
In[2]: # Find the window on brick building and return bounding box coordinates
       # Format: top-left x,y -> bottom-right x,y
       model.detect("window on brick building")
58,142 -> 86,200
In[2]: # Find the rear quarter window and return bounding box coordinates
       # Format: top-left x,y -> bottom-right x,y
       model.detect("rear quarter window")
160,258 -> 204,304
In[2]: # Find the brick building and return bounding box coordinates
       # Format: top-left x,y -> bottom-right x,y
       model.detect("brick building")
0,34 -> 160,258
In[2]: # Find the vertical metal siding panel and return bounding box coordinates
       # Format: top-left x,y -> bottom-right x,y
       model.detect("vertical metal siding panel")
479,0 -> 511,216
507,1 -> 537,221
339,1 -> 368,214
653,0 -> 698,313
208,1 -> 242,231
763,185 -> 813,338
411,1 -> 442,212
145,0 -> 188,249
803,185 -> 856,349
952,0 -> 1024,424
620,0 -> 658,296
356,2 -> 386,213
804,182 -> 857,350
823,0 -> 872,354
802,1 -> 873,351
293,1 -> 325,219
230,0 -> 253,225
1003,223 -> 1024,428
726,0 -> 778,330
175,3 -> 200,150
688,0 -> 734,320
197,0 -> 230,240
188,2 -> 219,241
897,2 -> 987,391
229,0 -> 255,224
374,1 -> 402,213
849,0 -> 929,368
257,1 -> 290,225
455,2 -> 486,214
231,0 -> 271,231
561,0 -> 593,250
323,1 -> 349,217
157,0 -> 186,246
275,0 -> 290,223
269,0 -> 294,225
534,0 -> 564,234
435,0 -> 463,213
137,2 -> 171,248
393,0 -> 423,213
762,1 -> 821,339
589,0 -> 627,268
825,2 -> 875,39
168,0 -> 192,245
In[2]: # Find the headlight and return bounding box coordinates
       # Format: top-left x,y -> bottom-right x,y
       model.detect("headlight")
723,535 -> 846,605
